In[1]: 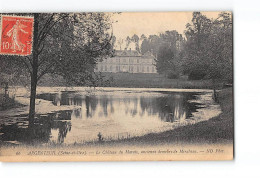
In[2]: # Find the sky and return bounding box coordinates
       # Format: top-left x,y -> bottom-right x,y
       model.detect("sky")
110,12 -> 221,49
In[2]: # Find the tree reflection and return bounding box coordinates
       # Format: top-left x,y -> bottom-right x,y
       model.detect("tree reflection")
0,111 -> 73,145
85,96 -> 98,118
0,120 -> 51,145
139,93 -> 199,122
52,121 -> 71,143
44,91 -> 201,123
0,91 -> 204,145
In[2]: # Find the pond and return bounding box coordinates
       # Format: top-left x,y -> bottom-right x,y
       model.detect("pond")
0,87 -> 221,145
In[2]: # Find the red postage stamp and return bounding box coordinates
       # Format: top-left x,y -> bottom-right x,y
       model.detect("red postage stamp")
0,15 -> 34,56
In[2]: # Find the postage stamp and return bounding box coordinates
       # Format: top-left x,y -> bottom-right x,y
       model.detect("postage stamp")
0,15 -> 34,56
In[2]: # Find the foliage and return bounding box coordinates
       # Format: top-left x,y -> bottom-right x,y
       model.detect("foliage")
125,36 -> 131,49
155,44 -> 181,78
131,34 -> 140,52
139,30 -> 184,77
0,13 -> 114,85
0,13 -> 115,121
182,12 -> 232,82
35,13 -> 114,83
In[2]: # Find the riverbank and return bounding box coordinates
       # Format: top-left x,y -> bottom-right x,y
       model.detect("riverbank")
38,73 -> 226,89
95,87 -> 233,146
0,94 -> 24,111
0,86 -> 233,147
102,73 -> 223,89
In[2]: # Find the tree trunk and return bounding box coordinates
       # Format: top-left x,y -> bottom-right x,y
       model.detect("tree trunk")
28,13 -> 39,124
212,78 -> 218,103
28,69 -> 38,123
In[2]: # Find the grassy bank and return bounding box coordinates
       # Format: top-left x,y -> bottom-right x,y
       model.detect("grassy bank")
0,94 -> 24,111
0,87 -> 233,147
97,87 -> 233,146
100,72 -> 225,89
38,72 -> 225,89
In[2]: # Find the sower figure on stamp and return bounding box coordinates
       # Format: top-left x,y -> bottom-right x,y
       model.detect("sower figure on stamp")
7,20 -> 28,53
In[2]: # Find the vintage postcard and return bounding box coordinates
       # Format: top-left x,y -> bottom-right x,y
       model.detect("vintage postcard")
0,12 -> 233,162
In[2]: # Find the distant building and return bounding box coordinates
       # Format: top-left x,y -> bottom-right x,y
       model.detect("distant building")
95,49 -> 157,73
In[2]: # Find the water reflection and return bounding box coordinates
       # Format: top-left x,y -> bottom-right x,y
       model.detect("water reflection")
0,90 -> 207,145
0,113 -> 71,145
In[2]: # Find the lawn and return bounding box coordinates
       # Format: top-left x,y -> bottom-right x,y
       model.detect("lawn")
100,72 -> 224,89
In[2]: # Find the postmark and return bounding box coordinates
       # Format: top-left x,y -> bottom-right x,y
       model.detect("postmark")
0,15 -> 34,56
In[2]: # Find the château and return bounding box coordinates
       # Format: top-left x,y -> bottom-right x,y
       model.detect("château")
95,49 -> 157,74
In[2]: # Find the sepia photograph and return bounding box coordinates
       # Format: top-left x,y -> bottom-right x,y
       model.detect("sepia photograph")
0,11 -> 233,161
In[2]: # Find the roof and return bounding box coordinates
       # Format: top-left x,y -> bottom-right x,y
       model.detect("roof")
114,50 -> 155,59
115,50 -> 141,57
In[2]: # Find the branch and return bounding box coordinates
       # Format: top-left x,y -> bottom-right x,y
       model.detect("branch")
37,61 -> 57,81
21,58 -> 32,75
37,41 -> 45,57
37,14 -> 69,48
38,14 -> 55,40
25,56 -> 33,66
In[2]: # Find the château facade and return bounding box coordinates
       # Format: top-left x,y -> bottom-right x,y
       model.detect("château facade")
95,49 -> 157,73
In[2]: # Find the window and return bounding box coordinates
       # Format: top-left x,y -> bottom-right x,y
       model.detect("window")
147,66 -> 149,72
137,66 -> 139,72
110,66 -> 112,71
101,66 -> 103,71
142,66 -> 144,72
152,67 -> 154,72
137,59 -> 139,63
105,65 -> 107,71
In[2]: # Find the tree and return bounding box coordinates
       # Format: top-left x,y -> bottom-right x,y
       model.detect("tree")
160,30 -> 179,50
205,12 -> 232,82
140,31 -> 185,57
182,12 -> 232,82
147,35 -> 161,56
141,30 -> 184,78
140,34 -> 147,41
155,44 -> 182,78
111,35 -> 117,49
125,36 -> 131,49
182,12 -> 213,80
0,55 -> 31,87
140,38 -> 150,54
131,34 -> 140,52
1,13 -> 114,123
156,45 -> 175,76
117,38 -> 124,50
